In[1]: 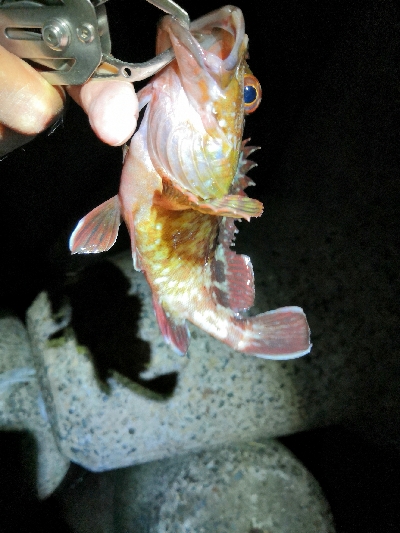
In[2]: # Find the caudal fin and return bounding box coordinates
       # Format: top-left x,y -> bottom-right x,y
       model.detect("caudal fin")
238,306 -> 312,359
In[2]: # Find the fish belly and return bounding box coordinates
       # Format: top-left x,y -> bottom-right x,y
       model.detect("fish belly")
135,203 -> 219,318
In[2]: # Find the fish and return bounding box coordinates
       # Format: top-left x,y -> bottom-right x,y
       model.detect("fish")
69,6 -> 311,359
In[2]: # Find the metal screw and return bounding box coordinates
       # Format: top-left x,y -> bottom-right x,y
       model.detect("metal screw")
76,23 -> 95,44
42,19 -> 70,51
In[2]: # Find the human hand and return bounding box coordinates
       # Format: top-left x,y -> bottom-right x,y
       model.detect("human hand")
0,45 -> 139,157
0,45 -> 65,157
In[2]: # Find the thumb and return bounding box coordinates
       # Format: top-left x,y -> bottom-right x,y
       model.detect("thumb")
67,80 -> 138,146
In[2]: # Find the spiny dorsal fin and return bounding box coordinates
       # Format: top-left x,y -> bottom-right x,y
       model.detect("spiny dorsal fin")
211,213 -> 255,313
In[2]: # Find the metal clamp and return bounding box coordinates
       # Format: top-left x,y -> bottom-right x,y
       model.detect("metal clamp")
0,0 -> 189,85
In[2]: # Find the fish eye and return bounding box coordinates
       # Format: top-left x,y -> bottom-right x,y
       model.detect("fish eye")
243,75 -> 262,114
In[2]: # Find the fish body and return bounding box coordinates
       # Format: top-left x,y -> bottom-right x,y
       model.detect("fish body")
70,6 -> 311,359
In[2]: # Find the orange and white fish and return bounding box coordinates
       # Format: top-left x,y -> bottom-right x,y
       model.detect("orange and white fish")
70,6 -> 311,359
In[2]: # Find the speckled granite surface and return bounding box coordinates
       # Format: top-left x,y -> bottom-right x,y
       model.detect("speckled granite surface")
0,317 -> 69,498
114,441 -> 335,533
1,280 -> 338,531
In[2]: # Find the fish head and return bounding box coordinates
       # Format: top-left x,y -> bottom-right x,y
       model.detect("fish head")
151,6 -> 261,198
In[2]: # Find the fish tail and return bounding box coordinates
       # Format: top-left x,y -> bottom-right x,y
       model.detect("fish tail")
205,216 -> 311,359
230,306 -> 311,359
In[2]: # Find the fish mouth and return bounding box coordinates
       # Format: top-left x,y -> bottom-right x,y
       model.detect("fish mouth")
190,5 -> 247,73
157,5 -> 247,88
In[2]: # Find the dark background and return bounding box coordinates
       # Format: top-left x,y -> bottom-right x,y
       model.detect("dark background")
0,0 -> 399,531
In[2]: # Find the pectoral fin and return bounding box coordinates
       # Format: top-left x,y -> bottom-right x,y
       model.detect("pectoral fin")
159,177 -> 263,220
192,194 -> 263,221
69,196 -> 121,254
